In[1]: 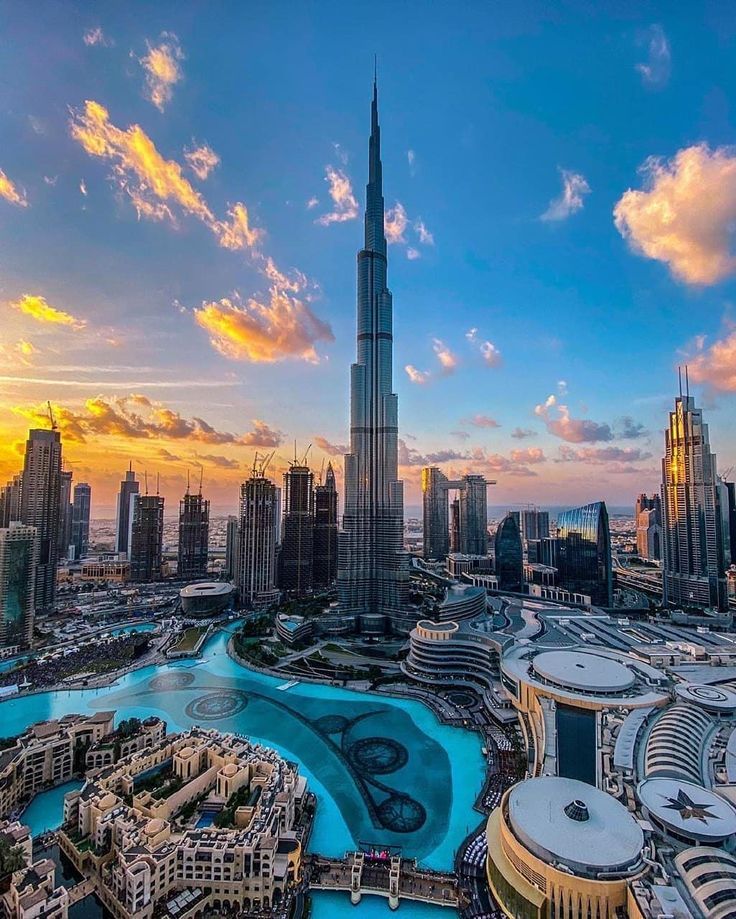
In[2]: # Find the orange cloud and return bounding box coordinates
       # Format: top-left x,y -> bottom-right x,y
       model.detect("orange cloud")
614,144 -> 736,284
70,101 -> 263,254
9,294 -> 85,329
13,396 -> 283,447
688,330 -> 736,391
194,289 -> 334,364
316,166 -> 358,225
0,168 -> 28,207
185,143 -> 220,180
141,33 -> 184,111
314,435 -> 348,456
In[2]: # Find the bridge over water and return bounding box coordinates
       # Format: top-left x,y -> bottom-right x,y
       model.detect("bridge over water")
306,850 -> 461,910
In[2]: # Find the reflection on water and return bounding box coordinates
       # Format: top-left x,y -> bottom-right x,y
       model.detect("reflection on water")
0,625 -> 484,871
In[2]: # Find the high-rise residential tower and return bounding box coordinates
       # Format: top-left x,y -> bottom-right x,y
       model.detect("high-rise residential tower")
337,79 -> 411,631
225,516 -> 239,580
422,467 -> 452,560
459,475 -> 489,556
557,502 -> 613,607
58,469 -> 73,560
178,480 -> 210,580
635,493 -> 662,562
0,522 -> 38,649
313,462 -> 338,588
236,460 -> 280,609
0,475 -> 23,528
422,467 -> 493,560
520,508 -> 550,543
661,383 -> 727,611
20,428 -> 62,613
279,461 -> 314,595
129,493 -> 165,583
115,465 -> 139,558
71,482 -> 91,560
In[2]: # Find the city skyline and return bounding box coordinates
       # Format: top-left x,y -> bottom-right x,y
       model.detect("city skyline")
3,5 -> 736,516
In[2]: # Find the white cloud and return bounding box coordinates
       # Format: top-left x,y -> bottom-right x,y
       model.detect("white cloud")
636,24 -> 671,88
480,340 -> 502,367
407,247 -> 420,260
385,202 -> 408,244
83,27 -> 112,47
614,143 -> 736,285
541,169 -> 590,221
414,219 -> 434,245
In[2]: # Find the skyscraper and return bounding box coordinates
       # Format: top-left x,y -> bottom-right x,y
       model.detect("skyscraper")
279,461 -> 314,595
337,78 -> 411,630
635,493 -> 662,562
661,383 -> 727,611
178,481 -> 210,580
236,460 -> 279,608
520,508 -> 550,543
20,428 -> 62,613
422,467 -> 452,560
71,482 -> 91,560
0,522 -> 38,649
313,462 -> 338,588
0,475 -> 22,528
225,516 -> 239,580
557,502 -> 613,607
422,467 -> 492,560
129,494 -> 165,583
115,465 -> 139,557
58,469 -> 73,560
449,496 -> 460,553
495,513 -> 523,591
459,475 -> 489,556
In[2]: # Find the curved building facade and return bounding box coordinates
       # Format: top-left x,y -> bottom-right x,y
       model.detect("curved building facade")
179,582 -> 233,617
486,777 -> 644,919
494,514 -> 523,592
556,502 -> 613,607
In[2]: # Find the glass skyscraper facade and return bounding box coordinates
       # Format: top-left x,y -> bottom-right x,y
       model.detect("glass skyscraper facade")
556,501 -> 613,607
178,489 -> 210,580
20,428 -> 62,613
661,390 -> 727,611
337,79 -> 411,630
494,513 -> 523,592
71,482 -> 91,560
0,522 -> 38,649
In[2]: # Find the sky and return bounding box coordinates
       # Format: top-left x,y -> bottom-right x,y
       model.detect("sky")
2,1 -> 736,517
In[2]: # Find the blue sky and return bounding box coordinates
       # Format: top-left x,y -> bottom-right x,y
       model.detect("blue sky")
1,1 -> 736,514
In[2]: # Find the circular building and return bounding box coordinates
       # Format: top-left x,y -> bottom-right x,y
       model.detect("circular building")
637,777 -> 736,847
180,582 -> 234,617
487,776 -> 644,919
675,682 -> 736,714
501,645 -> 670,782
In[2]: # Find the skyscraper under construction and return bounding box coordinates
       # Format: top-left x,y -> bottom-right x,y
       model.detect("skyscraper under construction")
313,462 -> 338,588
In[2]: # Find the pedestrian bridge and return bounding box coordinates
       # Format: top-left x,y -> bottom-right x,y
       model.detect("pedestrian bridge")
306,851 -> 460,910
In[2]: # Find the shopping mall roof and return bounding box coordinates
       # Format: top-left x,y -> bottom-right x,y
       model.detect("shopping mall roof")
637,777 -> 736,843
507,776 -> 643,875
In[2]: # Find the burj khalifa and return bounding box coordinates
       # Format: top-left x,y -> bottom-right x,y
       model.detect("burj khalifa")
337,78 -> 411,633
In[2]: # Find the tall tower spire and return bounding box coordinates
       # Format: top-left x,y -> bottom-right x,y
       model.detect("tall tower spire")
337,75 -> 411,631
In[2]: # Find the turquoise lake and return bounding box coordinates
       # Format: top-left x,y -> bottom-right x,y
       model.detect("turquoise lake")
3,624 -> 484,881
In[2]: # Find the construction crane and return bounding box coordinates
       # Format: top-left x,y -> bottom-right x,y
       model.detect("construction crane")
251,451 -> 275,479
46,401 -> 57,431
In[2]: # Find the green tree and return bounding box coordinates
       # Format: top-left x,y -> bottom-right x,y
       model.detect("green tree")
0,836 -> 26,881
